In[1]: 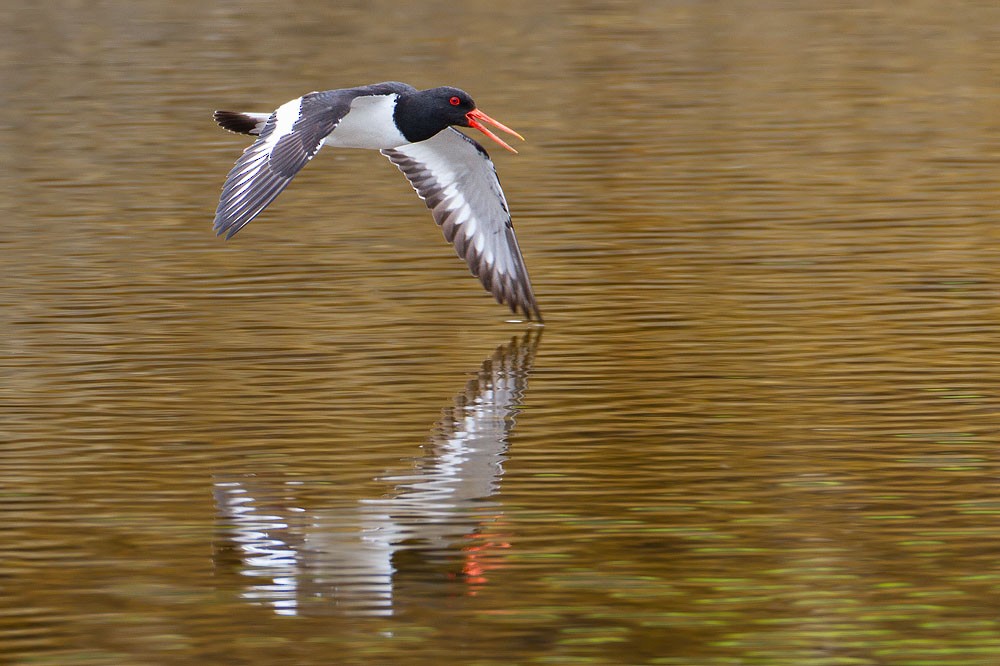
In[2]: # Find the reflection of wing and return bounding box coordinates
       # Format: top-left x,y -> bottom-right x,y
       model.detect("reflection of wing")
212,331 -> 541,617
383,130 -> 542,321
383,329 -> 540,505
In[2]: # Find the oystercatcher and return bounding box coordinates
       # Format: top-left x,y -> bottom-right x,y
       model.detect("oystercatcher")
212,81 -> 541,321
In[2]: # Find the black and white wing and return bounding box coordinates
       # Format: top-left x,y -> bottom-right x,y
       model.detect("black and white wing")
213,93 -> 343,239
382,129 -> 542,321
214,82 -> 416,239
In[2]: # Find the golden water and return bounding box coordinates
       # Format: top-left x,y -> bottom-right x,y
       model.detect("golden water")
2,1 -> 1000,664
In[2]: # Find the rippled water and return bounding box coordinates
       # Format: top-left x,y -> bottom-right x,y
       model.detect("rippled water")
3,1 -> 1000,664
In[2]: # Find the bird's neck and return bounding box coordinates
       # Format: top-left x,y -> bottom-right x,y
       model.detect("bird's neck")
393,94 -> 449,144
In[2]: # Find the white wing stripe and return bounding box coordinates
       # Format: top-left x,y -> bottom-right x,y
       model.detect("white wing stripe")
262,97 -> 304,152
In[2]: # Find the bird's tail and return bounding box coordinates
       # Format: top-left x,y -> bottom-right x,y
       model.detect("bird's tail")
213,110 -> 270,136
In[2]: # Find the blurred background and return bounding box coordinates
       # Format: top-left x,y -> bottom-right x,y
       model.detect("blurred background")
2,1 -> 999,664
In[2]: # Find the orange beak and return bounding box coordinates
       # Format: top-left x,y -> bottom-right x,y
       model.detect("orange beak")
466,108 -> 525,154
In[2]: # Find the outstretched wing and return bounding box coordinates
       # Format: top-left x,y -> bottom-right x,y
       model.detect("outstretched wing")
213,94 -> 342,239
382,129 -> 542,321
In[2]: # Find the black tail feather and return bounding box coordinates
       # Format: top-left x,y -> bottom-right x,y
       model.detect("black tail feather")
214,110 -> 263,136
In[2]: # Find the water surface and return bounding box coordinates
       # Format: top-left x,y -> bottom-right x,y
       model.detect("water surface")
3,1 -> 1000,664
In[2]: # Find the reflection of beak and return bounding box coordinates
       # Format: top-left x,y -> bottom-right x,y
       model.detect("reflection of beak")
466,108 -> 525,154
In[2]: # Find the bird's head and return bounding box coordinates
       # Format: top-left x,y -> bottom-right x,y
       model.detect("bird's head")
415,87 -> 525,153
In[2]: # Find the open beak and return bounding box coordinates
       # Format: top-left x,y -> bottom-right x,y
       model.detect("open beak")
466,108 -> 525,154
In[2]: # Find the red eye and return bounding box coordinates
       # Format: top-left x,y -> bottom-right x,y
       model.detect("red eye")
449,96 -> 461,106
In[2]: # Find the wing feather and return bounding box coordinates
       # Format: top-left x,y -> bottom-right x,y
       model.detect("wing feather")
213,94 -> 342,239
382,129 -> 542,321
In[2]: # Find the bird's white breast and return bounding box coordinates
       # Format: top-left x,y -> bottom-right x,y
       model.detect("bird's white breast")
323,94 -> 409,149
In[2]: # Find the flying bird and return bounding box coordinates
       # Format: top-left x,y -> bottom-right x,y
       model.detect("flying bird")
212,81 -> 541,321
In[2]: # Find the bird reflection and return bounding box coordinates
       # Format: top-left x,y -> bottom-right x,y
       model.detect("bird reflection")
213,331 -> 540,616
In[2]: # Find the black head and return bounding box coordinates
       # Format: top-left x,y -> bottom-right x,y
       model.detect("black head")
394,87 -> 475,144
394,86 -> 524,152
429,86 -> 477,125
